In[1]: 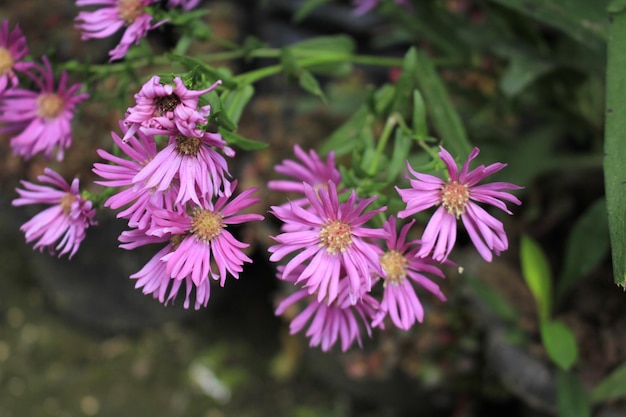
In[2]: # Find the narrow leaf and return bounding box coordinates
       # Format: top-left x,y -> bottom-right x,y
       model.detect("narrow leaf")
556,369 -> 591,417
591,360 -> 626,402
299,70 -> 326,102
604,8 -> 626,288
557,198 -> 610,299
412,90 -> 428,139
293,0 -> 333,22
386,129 -> 412,183
520,235 -> 553,320
220,85 -> 254,126
414,51 -> 472,157
540,320 -> 578,370
219,129 -> 267,151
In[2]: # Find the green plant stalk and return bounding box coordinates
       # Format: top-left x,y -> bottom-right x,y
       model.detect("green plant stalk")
368,115 -> 399,177
604,8 -> 626,288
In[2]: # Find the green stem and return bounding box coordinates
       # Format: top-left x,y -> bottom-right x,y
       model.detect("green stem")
368,114 -> 398,177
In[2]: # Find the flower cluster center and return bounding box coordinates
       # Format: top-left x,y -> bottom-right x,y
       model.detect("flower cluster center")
36,93 -> 65,119
380,250 -> 408,284
319,220 -> 352,254
117,0 -> 145,24
441,181 -> 470,218
155,95 -> 181,116
60,193 -> 76,215
191,210 -> 224,243
0,48 -> 14,75
175,135 -> 201,156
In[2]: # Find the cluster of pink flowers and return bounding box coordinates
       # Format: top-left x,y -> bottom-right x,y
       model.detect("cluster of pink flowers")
75,0 -> 200,61
93,75 -> 263,309
269,145 -> 521,351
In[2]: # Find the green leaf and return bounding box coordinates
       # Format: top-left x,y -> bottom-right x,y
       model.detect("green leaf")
319,106 -> 370,157
488,0 -> 608,52
557,198 -> 610,299
540,320 -> 578,370
499,51 -> 555,97
209,110 -> 237,132
166,54 -> 238,89
556,369 -> 591,417
412,90 -> 428,139
608,0 -> 626,14
280,48 -> 300,79
604,9 -> 626,288
293,0 -> 333,22
299,70 -> 326,102
219,129 -> 267,151
288,35 -> 356,55
591,360 -> 626,402
220,85 -> 254,126
465,276 -> 519,323
386,129 -> 412,183
414,50 -> 472,157
391,48 -> 418,119
520,235 -> 553,320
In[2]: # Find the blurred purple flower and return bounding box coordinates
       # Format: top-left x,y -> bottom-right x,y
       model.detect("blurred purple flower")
353,0 -> 410,15
167,0 -> 201,11
147,182 -> 264,286
275,276 -> 379,352
124,75 -> 221,140
12,168 -> 97,258
0,57 -> 89,161
371,216 -> 446,330
396,146 -> 522,262
269,181 -> 387,305
75,0 -> 166,61
268,145 -> 341,207
0,19 -> 33,95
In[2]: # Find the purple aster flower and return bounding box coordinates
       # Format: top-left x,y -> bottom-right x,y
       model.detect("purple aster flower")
167,0 -> 201,10
75,0 -> 166,61
353,0 -> 410,15
371,216 -> 446,331
12,168 -> 97,258
124,75 -> 221,140
0,19 -> 33,95
119,229 -> 210,309
132,129 -> 232,205
269,181 -> 388,305
93,123 -> 179,230
0,57 -> 89,161
275,276 -> 379,352
268,145 -> 341,207
396,146 -> 522,262
146,182 -> 264,287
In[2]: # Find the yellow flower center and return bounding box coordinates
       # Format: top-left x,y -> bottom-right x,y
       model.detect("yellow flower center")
36,93 -> 65,119
319,220 -> 352,254
117,0 -> 145,24
0,47 -> 14,75
175,135 -> 201,156
441,181 -> 470,218
60,194 -> 76,215
380,250 -> 408,285
191,210 -> 224,243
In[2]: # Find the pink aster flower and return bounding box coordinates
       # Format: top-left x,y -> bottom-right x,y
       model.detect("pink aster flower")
396,146 -> 522,262
269,181 -> 388,305
268,145 -> 341,207
124,75 -> 221,140
0,19 -> 33,95
93,123 -> 179,230
119,229 -> 210,309
275,276 -> 379,352
371,216 -> 446,331
132,129 -> 232,205
0,57 -> 89,161
147,182 -> 264,287
167,0 -> 201,11
75,0 -> 166,61
12,168 -> 97,258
